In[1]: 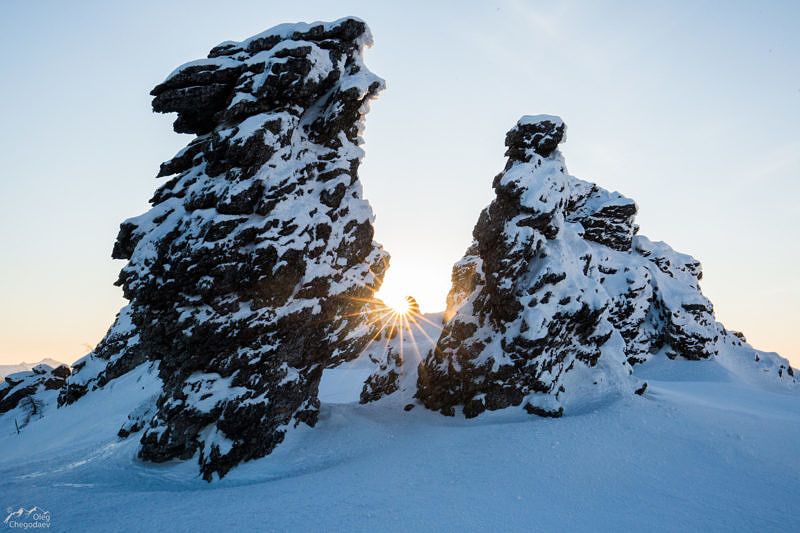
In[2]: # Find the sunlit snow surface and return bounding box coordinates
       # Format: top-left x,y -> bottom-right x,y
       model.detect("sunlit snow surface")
1,318 -> 797,532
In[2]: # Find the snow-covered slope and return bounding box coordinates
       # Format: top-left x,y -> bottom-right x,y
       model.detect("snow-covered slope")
1,351 -> 798,532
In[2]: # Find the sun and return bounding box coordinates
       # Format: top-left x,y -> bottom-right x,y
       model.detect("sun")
383,295 -> 421,318
386,296 -> 411,316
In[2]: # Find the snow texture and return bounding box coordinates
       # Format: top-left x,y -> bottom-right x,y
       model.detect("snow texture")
1,341 -> 798,532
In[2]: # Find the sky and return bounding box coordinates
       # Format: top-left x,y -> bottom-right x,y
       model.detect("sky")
0,0 -> 798,368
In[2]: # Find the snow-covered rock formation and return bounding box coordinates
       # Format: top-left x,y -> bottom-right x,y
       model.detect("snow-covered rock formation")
0,363 -> 70,428
416,115 -> 795,418
57,17 -> 389,480
359,298 -> 424,404
3,21 -> 795,485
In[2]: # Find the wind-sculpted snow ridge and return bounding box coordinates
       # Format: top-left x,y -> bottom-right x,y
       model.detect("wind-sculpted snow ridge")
416,115 -> 796,419
55,17 -> 389,480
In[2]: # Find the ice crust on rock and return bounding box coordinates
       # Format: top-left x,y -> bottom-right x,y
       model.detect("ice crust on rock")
416,115 -> 796,418
57,17 -> 389,480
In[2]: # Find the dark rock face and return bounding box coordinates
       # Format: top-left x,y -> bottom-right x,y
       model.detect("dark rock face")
0,364 -> 71,417
565,181 -> 637,251
504,115 -> 566,160
405,296 -> 421,315
417,115 -> 723,418
58,17 -> 388,480
360,345 -> 402,404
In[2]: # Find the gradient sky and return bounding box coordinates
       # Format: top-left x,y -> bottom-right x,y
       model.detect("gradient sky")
1,1 -> 798,367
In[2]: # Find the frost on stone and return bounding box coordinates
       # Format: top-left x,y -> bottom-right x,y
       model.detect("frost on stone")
57,17 -> 389,480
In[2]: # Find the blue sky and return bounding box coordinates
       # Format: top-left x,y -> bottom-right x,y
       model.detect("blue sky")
0,0 -> 798,366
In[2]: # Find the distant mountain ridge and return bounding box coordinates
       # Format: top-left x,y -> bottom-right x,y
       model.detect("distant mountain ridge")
0,359 -> 64,379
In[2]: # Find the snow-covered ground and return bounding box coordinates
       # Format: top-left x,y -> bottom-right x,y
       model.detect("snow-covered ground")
1,317 -> 798,532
